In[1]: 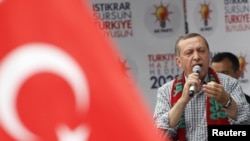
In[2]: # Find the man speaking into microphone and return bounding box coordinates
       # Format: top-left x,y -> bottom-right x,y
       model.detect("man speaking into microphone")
153,33 -> 250,141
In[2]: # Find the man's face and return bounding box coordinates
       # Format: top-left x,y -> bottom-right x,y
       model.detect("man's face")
211,58 -> 241,79
175,36 -> 210,79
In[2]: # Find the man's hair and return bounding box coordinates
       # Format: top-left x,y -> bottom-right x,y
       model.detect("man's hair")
174,33 -> 210,56
211,52 -> 239,72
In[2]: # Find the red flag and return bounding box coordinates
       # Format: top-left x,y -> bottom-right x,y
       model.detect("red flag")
0,0 -> 168,141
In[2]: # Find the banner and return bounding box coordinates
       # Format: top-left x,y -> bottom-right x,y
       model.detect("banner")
90,0 -> 186,112
0,0 -> 166,141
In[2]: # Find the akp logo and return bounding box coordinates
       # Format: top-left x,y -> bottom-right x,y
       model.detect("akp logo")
152,2 -> 173,28
119,58 -> 131,77
144,1 -> 182,38
238,54 -> 249,80
193,0 -> 217,36
118,55 -> 139,83
237,54 -> 250,93
199,2 -> 212,27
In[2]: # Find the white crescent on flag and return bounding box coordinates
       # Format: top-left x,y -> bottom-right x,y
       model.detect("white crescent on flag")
0,43 -> 89,141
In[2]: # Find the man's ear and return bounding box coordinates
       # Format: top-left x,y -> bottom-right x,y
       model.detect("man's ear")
175,57 -> 181,67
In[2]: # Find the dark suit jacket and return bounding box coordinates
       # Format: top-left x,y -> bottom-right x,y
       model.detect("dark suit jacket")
244,93 -> 250,104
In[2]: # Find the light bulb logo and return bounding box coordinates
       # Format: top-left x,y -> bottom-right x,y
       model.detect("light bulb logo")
239,55 -> 248,72
199,1 -> 212,26
152,2 -> 172,28
119,58 -> 130,77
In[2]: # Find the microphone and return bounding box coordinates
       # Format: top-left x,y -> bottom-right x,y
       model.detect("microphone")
189,65 -> 201,97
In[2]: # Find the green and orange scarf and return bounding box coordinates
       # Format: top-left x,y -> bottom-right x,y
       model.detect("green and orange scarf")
171,68 -> 229,141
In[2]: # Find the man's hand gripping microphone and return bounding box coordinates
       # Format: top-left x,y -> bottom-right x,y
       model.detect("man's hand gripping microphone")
189,65 -> 201,97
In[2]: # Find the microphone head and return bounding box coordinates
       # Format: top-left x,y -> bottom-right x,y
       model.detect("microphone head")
192,65 -> 201,73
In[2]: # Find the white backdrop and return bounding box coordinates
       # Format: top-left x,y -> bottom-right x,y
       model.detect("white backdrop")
89,0 -> 250,113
